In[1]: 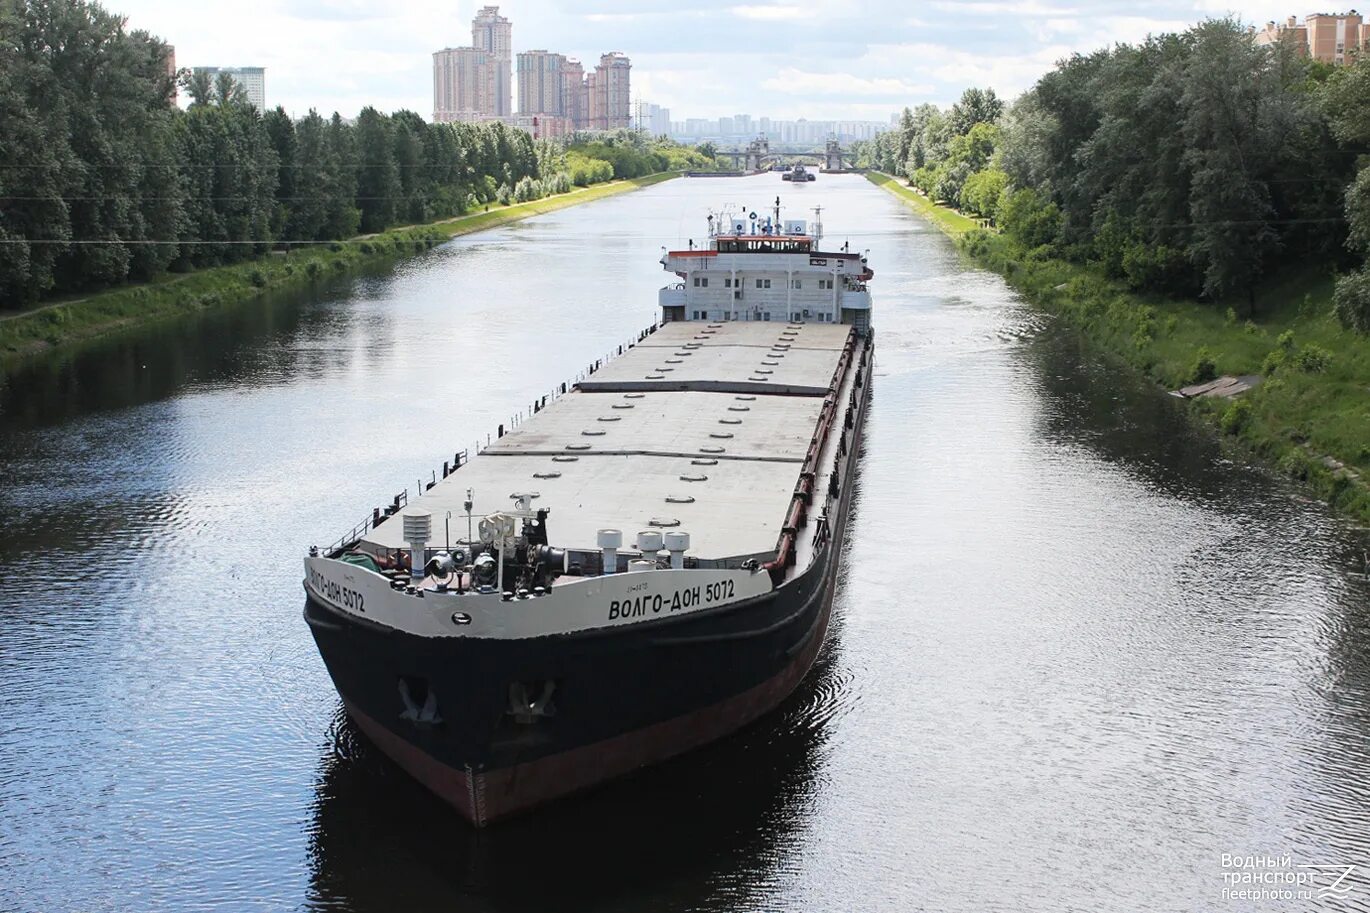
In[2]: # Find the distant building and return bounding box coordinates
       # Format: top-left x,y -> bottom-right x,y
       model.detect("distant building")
471,5 -> 512,116
433,47 -> 496,122
430,7 -> 627,133
518,50 -> 567,116
1255,11 -> 1370,63
633,100 -> 671,135
433,5 -> 516,123
562,57 -> 587,129
509,113 -> 574,139
193,66 -> 265,109
587,52 -> 630,130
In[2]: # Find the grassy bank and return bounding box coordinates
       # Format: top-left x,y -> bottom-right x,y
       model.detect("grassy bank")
866,172 -> 981,235
868,171 -> 1370,523
0,173 -> 678,372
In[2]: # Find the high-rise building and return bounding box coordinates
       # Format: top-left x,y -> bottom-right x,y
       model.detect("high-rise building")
471,5 -> 512,116
1254,12 -> 1370,63
561,57 -> 587,129
587,52 -> 630,130
518,50 -> 567,116
433,47 -> 494,122
192,66 -> 265,109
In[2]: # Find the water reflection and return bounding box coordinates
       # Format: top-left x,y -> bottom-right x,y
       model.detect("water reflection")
304,637 -> 846,913
0,268 -> 396,430
3,174 -> 1370,912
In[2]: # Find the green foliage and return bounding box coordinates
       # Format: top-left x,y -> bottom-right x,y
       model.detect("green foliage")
997,188 -> 1062,248
0,2 -> 699,311
1190,346 -> 1218,383
1295,344 -> 1331,372
1333,268 -> 1370,332
1220,398 -> 1253,434
565,150 -> 615,186
960,169 -> 1008,220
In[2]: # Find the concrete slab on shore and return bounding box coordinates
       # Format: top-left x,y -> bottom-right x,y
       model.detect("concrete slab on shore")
1172,375 -> 1262,399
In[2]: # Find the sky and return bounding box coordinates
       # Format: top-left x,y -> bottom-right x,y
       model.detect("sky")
117,0 -> 1305,122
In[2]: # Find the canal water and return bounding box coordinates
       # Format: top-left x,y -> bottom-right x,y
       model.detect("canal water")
2,175 -> 1368,913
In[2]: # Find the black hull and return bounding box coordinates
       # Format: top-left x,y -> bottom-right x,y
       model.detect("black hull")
304,347 -> 872,825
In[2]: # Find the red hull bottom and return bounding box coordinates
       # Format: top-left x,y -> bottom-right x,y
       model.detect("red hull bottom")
342,585 -> 835,826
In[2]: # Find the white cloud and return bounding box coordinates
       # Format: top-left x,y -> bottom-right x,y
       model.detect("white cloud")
112,0 -> 1298,122
761,67 -> 935,97
731,4 -> 818,19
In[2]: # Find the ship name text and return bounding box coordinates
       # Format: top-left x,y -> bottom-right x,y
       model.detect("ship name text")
607,579 -> 736,620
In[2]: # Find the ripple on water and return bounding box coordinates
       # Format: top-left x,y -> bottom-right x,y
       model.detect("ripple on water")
1,174 -> 1370,913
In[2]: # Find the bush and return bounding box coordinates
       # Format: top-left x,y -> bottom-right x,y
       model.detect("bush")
358,241 -> 373,255
496,183 -> 513,205
1333,269 -> 1370,333
997,188 -> 1062,249
1220,398 -> 1252,435
249,269 -> 268,288
1120,242 -> 1197,297
1295,344 -> 1331,373
1261,348 -> 1286,376
959,168 -> 1008,221
1190,346 -> 1218,383
305,261 -> 322,279
513,176 -> 542,202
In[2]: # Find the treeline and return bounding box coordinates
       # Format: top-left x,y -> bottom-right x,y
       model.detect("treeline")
0,0 -> 712,309
859,18 -> 1370,327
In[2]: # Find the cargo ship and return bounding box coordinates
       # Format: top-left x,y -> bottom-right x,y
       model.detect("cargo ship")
302,198 -> 875,826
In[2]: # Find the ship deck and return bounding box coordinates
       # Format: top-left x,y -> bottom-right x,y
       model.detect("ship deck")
360,322 -> 855,563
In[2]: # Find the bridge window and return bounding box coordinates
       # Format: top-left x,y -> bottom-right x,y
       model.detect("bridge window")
755,278 -> 771,289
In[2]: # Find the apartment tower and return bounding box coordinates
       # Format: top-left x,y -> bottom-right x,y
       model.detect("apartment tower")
518,50 -> 567,116
1254,12 -> 1370,63
562,57 -> 587,129
471,5 -> 512,116
433,47 -> 494,122
587,52 -> 631,130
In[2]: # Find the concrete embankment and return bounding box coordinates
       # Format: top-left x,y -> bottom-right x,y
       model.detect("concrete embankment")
0,173 -> 679,373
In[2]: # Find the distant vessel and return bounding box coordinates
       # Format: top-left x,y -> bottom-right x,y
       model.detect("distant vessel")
302,198 -> 874,826
783,163 -> 816,182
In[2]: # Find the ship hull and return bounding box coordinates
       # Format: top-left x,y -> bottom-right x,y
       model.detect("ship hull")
304,341 -> 871,826
304,480 -> 853,825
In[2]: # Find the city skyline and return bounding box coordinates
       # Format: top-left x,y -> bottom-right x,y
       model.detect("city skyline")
123,0 -> 1328,121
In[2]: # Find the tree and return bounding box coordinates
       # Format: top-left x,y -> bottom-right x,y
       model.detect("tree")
1179,19 -> 1295,309
949,87 -> 1004,136
960,169 -> 1008,220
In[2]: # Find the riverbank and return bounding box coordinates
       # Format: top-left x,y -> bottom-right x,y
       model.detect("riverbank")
0,172 -> 678,372
869,171 -> 1370,523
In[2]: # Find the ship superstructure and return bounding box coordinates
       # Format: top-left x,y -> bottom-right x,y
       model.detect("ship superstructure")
302,198 -> 875,825
659,198 -> 869,332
